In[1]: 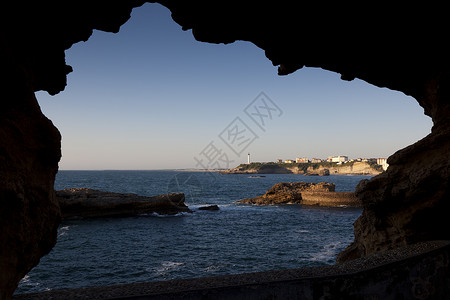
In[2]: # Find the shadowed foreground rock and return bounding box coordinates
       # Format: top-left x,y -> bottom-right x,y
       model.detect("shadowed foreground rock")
0,58 -> 61,299
338,126 -> 450,262
57,188 -> 191,219
237,182 -> 360,207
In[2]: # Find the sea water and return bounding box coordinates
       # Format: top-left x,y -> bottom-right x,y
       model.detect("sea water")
16,171 -> 367,294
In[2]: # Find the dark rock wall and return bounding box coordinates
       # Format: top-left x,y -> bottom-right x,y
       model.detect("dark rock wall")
0,44 -> 61,298
1,1 -> 449,298
338,125 -> 450,261
1,2 -> 144,298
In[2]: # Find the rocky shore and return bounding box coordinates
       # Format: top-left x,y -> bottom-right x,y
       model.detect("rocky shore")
237,182 -> 361,207
56,188 -> 191,219
220,161 -> 381,176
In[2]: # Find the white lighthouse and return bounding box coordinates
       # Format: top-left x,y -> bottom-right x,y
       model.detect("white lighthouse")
247,152 -> 250,164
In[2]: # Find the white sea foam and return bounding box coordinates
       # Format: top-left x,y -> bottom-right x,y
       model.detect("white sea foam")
57,226 -> 70,238
155,261 -> 185,276
20,275 -> 30,283
19,275 -> 51,292
310,241 -> 342,262
202,265 -> 220,272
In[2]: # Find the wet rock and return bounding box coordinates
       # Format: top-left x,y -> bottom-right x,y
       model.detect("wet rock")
56,188 -> 191,219
238,182 -> 360,206
300,192 -> 360,207
198,205 -> 220,211
237,182 -> 357,207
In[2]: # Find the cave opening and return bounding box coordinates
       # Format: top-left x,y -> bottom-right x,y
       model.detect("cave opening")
36,3 -> 432,171
17,2 -> 435,295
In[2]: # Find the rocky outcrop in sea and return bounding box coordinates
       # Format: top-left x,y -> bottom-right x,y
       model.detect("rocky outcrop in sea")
237,182 -> 360,206
56,188 -> 191,219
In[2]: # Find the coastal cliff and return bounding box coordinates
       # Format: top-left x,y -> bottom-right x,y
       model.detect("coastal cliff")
56,188 -> 191,219
237,182 -> 360,207
338,126 -> 450,262
221,162 -> 381,176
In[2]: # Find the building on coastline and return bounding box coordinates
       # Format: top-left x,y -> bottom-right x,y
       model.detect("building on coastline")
284,159 -> 295,163
377,158 -> 389,171
276,159 -> 283,163
296,157 -> 309,163
357,157 -> 376,163
311,158 -> 323,163
327,156 -> 349,163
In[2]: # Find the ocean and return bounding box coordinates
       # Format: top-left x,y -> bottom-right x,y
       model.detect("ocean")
16,171 -> 368,294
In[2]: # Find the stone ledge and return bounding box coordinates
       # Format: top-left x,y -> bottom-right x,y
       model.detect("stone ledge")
56,188 -> 191,219
14,240 -> 450,300
300,191 -> 360,207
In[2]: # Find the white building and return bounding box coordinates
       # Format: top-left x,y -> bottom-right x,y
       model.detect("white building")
377,158 -> 389,171
328,156 -> 349,163
311,158 -> 322,163
296,157 -> 309,163
284,159 -> 295,164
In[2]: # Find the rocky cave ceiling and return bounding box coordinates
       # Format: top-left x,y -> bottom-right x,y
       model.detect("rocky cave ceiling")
3,2 -> 449,124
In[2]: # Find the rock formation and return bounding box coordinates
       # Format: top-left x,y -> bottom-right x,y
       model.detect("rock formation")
0,52 -> 62,298
1,1 -> 449,298
238,182 -> 360,207
56,188 -> 191,219
305,168 -> 330,176
317,162 -> 380,176
338,126 -> 450,262
198,205 -> 220,211
300,191 -> 360,207
221,162 -> 380,175
220,165 -> 293,174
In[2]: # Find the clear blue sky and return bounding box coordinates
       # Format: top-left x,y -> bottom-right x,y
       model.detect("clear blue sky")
36,3 -> 432,170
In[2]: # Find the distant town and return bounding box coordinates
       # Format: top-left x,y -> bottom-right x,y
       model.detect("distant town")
247,154 -> 389,171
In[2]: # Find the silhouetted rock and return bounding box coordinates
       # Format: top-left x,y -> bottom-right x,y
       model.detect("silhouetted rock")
0,59 -> 61,298
56,188 -> 191,219
338,126 -> 450,262
198,205 -> 220,211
